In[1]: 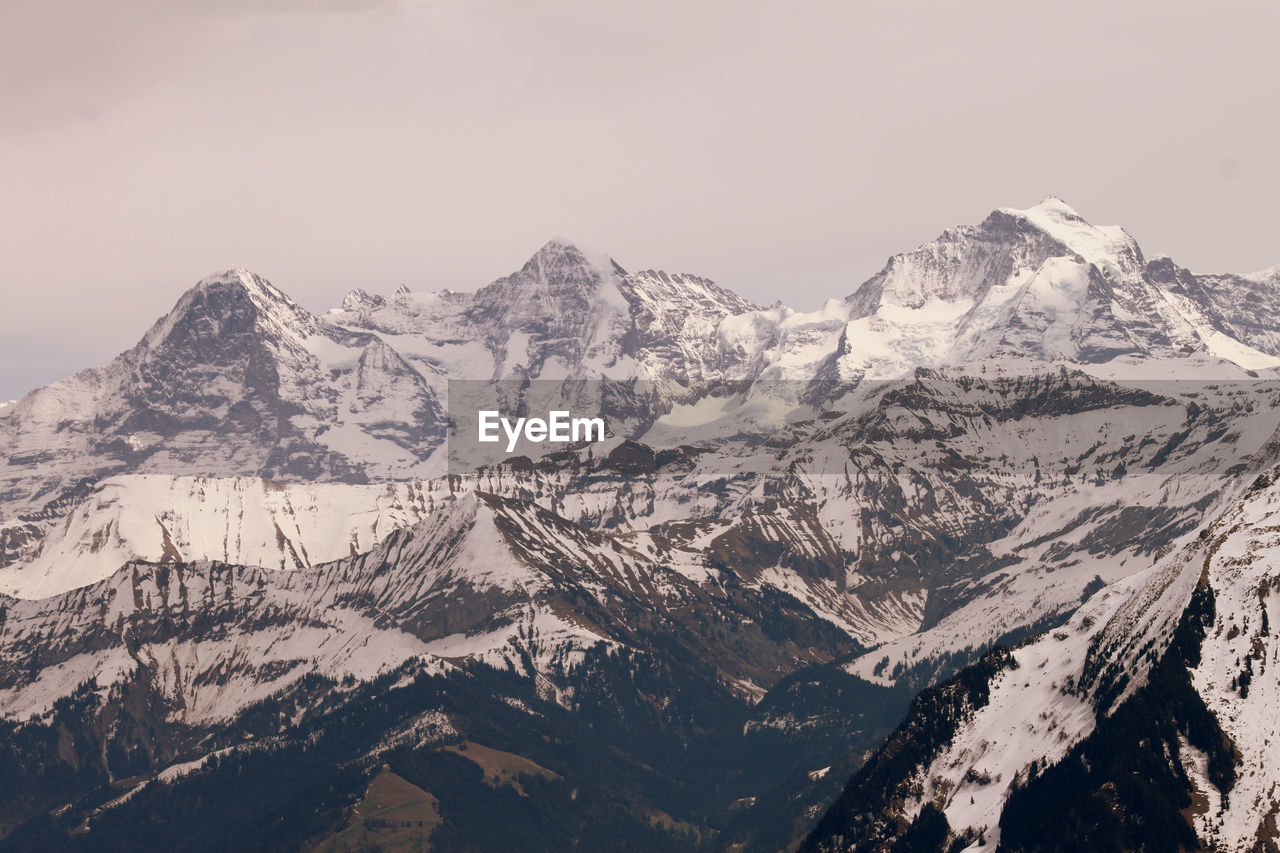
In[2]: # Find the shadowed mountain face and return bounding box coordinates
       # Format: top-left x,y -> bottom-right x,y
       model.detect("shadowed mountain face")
1,200 -> 1279,851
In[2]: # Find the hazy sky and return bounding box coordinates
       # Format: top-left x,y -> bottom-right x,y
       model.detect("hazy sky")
2,0 -> 1277,400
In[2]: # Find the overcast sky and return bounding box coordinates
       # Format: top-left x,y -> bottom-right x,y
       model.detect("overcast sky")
2,0 -> 1277,400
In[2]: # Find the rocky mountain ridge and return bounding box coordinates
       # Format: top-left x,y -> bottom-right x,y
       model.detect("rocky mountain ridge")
2,199 -> 1280,850
4,199 -> 1277,519
805,421 -> 1280,852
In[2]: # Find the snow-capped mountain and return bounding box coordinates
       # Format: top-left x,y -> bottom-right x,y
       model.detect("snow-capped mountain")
804,422 -> 1280,852
834,198 -> 1280,378
2,198 -> 1279,851
5,198 -> 1273,520
0,270 -> 447,516
10,372 -> 1278,666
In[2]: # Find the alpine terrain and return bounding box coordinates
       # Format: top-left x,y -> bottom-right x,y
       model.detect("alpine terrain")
2,198 -> 1280,851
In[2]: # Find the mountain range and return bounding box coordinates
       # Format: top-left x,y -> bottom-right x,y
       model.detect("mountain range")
2,198 -> 1279,851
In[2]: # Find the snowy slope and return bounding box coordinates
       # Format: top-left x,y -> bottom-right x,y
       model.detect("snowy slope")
1177,466 -> 1280,850
807,422 -> 1280,851
0,489 -> 859,724
0,475 -> 452,598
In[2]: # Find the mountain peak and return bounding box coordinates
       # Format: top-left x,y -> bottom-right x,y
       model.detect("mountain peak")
339,287 -> 384,311
1243,261 -> 1280,281
1000,196 -> 1091,229
1032,194 -> 1082,217
194,267 -> 257,288
996,197 -> 1142,281
186,268 -> 302,316
542,235 -> 586,251
464,238 -> 630,344
532,237 -> 627,278
137,269 -> 315,356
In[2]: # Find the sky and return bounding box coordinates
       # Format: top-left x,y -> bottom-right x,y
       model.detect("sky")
1,0 -> 1277,400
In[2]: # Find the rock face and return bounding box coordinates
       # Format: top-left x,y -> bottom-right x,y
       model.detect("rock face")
804,433 -> 1280,853
1147,254 -> 1280,358
0,270 -> 446,513
1,199 -> 1279,851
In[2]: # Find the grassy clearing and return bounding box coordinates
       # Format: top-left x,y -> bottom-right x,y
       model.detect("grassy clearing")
312,768 -> 439,852
441,741 -> 559,795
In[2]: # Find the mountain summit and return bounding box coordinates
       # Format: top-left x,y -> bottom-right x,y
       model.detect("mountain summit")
3,206 -> 1278,516
826,199 -> 1280,379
